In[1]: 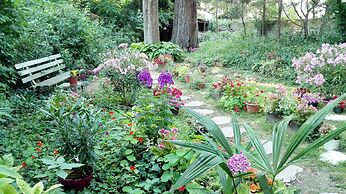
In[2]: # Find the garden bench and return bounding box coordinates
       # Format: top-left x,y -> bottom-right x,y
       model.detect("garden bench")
15,54 -> 70,88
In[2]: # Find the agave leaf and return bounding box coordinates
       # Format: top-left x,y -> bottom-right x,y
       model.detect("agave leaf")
272,116 -> 292,172
284,124 -> 346,170
182,107 -> 233,156
171,152 -> 222,190
243,124 -> 273,173
168,140 -> 229,158
278,94 -> 346,169
231,112 -> 241,154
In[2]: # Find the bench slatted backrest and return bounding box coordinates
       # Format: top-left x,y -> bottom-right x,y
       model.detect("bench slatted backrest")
15,54 -> 66,86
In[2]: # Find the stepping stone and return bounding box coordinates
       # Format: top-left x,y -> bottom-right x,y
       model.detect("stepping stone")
325,114 -> 346,122
221,126 -> 246,137
276,165 -> 303,183
212,116 -> 231,125
261,140 -> 273,155
185,101 -> 205,107
192,109 -> 214,116
180,96 -> 191,101
320,150 -> 346,165
215,74 -> 224,78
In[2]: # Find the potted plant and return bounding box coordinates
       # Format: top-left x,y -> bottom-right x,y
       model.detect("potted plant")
42,98 -> 103,191
245,87 -> 266,113
69,70 -> 78,85
319,123 -> 341,151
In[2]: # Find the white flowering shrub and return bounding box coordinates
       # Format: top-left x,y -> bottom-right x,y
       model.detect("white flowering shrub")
293,43 -> 346,96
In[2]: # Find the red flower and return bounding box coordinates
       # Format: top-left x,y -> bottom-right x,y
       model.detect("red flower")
333,95 -> 338,100
244,107 -> 247,111
178,186 -> 185,192
340,101 -> 346,109
137,137 -> 143,143
21,162 -> 27,168
234,107 -> 239,112
260,90 -> 264,93
111,117 -> 116,120
129,131 -> 134,135
35,148 -> 41,152
130,165 -> 136,171
53,150 -> 59,155
31,155 -> 35,159
154,58 -> 165,65
109,111 -> 114,115
36,141 -> 43,147
127,123 -> 133,127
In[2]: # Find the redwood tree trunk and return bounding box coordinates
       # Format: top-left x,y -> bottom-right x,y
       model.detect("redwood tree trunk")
143,0 -> 160,43
171,0 -> 198,49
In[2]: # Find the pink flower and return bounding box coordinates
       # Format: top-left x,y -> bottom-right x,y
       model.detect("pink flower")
159,143 -> 165,148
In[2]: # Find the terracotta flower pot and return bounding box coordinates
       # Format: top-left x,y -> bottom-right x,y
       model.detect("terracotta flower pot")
59,169 -> 93,191
246,103 -> 260,113
69,76 -> 78,85
197,82 -> 206,89
184,75 -> 191,83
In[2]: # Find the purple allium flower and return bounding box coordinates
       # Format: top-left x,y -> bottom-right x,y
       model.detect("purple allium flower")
158,72 -> 174,88
137,70 -> 153,87
227,153 -> 250,174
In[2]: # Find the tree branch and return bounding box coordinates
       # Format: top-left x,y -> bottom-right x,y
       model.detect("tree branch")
282,6 -> 303,27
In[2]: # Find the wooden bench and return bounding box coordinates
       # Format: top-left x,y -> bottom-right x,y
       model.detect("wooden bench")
15,54 -> 70,88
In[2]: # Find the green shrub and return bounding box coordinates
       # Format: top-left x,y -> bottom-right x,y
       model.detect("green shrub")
130,42 -> 183,60
190,33 -> 338,83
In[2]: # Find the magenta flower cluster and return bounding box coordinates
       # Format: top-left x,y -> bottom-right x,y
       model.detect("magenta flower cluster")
158,128 -> 179,148
138,70 -> 153,87
158,72 -> 174,88
227,153 -> 250,174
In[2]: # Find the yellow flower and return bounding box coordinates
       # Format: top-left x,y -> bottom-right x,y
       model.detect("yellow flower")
70,70 -> 78,77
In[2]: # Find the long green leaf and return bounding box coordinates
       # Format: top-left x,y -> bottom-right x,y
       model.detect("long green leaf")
257,173 -> 272,194
285,125 -> 346,168
278,94 -> 346,169
217,166 -> 233,194
171,152 -> 222,190
272,116 -> 292,172
168,140 -> 229,158
231,112 -> 241,154
182,107 -> 233,156
243,124 -> 273,173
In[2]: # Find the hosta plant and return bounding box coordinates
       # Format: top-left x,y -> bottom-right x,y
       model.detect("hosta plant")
169,94 -> 346,194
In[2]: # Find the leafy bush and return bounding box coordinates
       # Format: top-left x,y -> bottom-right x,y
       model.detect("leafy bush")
130,42 -> 183,60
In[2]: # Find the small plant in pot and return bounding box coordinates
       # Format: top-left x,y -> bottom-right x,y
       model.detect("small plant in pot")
42,97 -> 103,191
245,87 -> 266,113
69,70 -> 78,86
320,123 -> 341,151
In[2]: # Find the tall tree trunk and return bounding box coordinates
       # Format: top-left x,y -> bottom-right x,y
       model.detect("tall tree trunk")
143,0 -> 160,43
278,0 -> 283,38
261,0 -> 267,36
241,1 -> 246,36
215,0 -> 219,32
171,0 -> 198,49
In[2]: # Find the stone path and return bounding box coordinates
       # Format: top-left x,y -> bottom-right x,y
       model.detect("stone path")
185,101 -> 205,107
276,165 -> 304,183
320,150 -> 346,165
192,109 -> 215,116
325,114 -> 346,122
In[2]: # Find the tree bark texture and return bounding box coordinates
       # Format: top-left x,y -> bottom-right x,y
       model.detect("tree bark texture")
171,0 -> 198,49
261,0 -> 267,36
143,0 -> 160,43
277,0 -> 283,38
